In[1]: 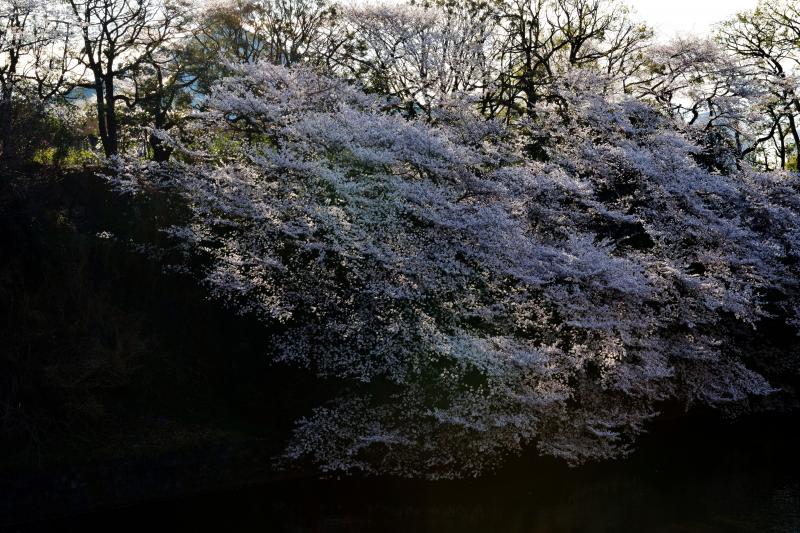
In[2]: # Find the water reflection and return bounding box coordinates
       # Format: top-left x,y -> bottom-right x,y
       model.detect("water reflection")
27,414 -> 800,532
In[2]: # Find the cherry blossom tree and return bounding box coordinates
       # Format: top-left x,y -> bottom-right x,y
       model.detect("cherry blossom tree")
111,61 -> 799,477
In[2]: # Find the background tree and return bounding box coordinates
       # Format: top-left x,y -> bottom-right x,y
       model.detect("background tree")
0,0 -> 75,162
65,0 -> 184,156
486,0 -> 651,123
718,1 -> 800,168
121,1 -> 196,161
195,0 -> 334,63
632,38 -> 769,172
327,1 -> 497,118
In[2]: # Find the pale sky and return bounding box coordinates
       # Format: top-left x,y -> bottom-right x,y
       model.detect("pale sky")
627,0 -> 758,39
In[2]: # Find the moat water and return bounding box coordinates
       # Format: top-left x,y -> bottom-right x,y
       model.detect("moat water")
17,413 -> 800,533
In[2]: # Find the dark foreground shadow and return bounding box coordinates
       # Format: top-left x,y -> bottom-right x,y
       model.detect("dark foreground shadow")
10,413 -> 800,533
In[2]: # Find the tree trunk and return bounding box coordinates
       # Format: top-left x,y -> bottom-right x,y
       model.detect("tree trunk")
104,75 -> 119,156
148,132 -> 172,162
787,113 -> 800,169
0,91 -> 16,163
0,50 -> 19,164
94,77 -> 111,156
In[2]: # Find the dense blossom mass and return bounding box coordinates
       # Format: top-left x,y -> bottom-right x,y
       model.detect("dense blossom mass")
114,61 -> 800,477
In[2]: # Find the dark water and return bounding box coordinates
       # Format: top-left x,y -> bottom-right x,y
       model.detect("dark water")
13,413 -> 800,533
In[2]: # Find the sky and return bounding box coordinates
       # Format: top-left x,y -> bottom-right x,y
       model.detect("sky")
627,0 -> 758,39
